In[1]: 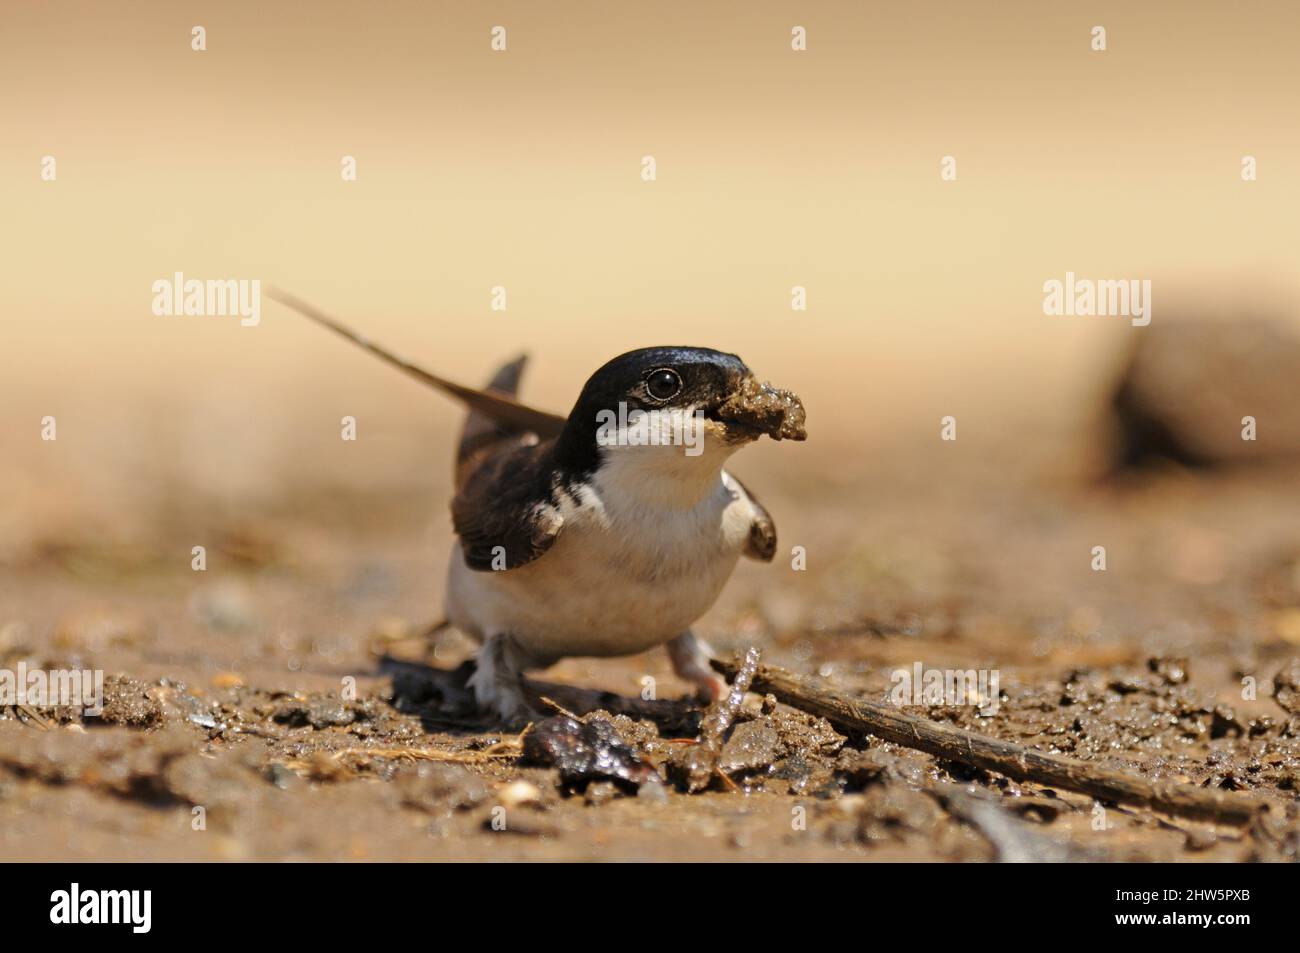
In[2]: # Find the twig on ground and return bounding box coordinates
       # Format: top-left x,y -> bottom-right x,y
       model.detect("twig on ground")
674,647 -> 761,793
334,741 -> 521,763
537,696 -> 582,721
925,782 -> 1095,862
280,739 -> 522,779
711,658 -> 1265,825
13,705 -> 52,730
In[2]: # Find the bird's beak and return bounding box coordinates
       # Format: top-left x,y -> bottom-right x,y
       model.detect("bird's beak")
713,375 -> 807,441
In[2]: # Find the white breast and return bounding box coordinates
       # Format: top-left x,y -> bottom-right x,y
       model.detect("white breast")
444,442 -> 755,662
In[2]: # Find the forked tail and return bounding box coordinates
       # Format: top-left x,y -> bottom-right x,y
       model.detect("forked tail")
458,353 -> 532,462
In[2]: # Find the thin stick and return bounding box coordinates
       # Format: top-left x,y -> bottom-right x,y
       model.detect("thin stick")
266,287 -> 566,437
711,658 -> 1265,825
536,696 -> 582,722
279,742 -> 521,777
677,647 -> 761,792
14,705 -> 52,730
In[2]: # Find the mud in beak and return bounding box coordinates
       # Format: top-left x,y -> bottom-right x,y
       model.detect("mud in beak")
713,376 -> 807,441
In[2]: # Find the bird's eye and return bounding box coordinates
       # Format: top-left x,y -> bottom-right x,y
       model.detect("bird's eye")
646,368 -> 682,401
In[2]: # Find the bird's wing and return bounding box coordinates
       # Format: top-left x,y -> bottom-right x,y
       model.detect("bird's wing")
729,474 -> 777,562
269,289 -> 567,571
451,437 -> 565,571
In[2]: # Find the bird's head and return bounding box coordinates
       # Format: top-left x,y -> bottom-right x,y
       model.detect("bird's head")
557,346 -> 806,480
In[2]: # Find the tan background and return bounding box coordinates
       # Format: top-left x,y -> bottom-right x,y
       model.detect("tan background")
2,0 -> 1298,536
3,0 -> 1300,863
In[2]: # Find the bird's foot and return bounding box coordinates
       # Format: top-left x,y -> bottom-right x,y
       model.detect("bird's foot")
468,634 -> 536,727
667,631 -> 727,702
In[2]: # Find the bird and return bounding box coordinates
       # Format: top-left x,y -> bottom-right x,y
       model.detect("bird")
268,290 -> 806,722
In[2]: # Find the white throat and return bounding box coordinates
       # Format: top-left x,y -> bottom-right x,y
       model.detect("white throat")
591,427 -> 743,510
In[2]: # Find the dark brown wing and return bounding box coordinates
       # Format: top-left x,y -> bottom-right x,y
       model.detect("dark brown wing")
452,437 -> 564,571
730,474 -> 777,562
268,290 -> 569,570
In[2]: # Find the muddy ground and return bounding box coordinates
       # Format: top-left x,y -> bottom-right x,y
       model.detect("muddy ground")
3,439 -> 1300,862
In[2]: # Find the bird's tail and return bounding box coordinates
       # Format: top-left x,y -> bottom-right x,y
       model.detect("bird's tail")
457,353 -> 531,463
266,288 -> 567,445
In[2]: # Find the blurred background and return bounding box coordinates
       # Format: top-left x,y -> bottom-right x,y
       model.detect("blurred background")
2,0 -> 1298,620
3,0 -> 1300,861
4,0 -> 1298,480
1,0 -> 1299,691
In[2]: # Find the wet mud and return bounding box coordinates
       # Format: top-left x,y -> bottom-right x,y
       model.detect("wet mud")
3,453 -> 1300,861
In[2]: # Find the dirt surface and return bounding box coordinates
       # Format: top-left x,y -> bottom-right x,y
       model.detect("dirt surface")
3,441 -> 1300,862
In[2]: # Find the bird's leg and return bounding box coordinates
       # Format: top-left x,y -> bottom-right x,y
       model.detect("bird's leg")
467,633 -> 536,725
419,618 -> 451,654
667,631 -> 727,702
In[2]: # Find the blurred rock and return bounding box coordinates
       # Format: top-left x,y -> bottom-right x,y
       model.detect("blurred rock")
188,578 -> 257,631
1274,659 -> 1300,715
719,719 -> 782,775
395,762 -> 491,814
95,675 -> 164,729
1107,316 -> 1300,469
521,715 -> 658,793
